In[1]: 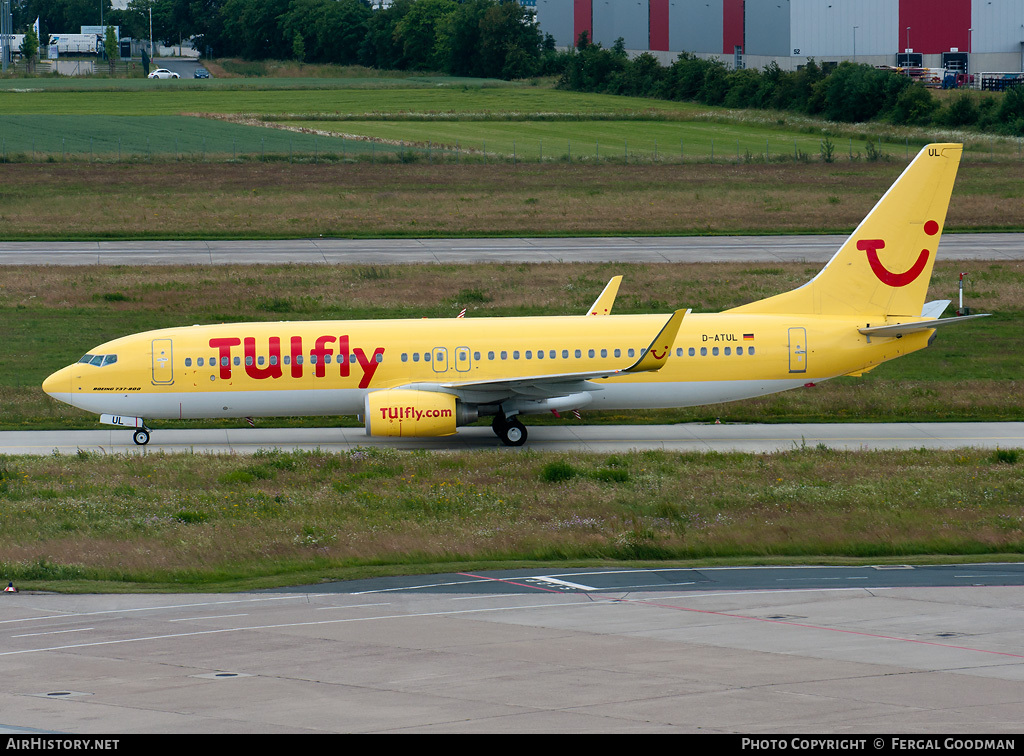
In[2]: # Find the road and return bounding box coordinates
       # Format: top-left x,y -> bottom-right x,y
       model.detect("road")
1,232 -> 1022,266
2,422 -> 1022,455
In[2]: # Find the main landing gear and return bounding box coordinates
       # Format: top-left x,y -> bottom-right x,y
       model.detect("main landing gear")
492,413 -> 527,447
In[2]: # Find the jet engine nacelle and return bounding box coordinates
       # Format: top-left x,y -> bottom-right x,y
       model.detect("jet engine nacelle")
364,389 -> 463,437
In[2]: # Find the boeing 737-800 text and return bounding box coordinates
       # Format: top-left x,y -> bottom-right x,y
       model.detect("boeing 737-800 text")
43,143 -> 985,446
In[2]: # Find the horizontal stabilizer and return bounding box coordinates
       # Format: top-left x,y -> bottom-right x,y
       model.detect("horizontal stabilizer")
859,314 -> 989,338
921,300 -> 951,319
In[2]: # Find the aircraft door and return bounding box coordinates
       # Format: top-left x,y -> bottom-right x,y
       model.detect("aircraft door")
152,338 -> 174,384
788,327 -> 807,374
432,347 -> 448,373
455,346 -> 471,372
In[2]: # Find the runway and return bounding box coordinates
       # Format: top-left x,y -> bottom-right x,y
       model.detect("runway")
3,422 -> 1023,455
1,232 -> 1023,266
3,566 -> 1023,733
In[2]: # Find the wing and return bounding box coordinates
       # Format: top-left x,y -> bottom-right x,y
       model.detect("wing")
398,309 -> 688,406
586,276 -> 623,316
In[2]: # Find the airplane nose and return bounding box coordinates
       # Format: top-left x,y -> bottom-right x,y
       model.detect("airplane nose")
42,366 -> 73,399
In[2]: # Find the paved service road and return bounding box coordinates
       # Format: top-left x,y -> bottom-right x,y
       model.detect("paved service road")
2,422 -> 1023,455
3,566 -> 1024,733
1,233 -> 1022,266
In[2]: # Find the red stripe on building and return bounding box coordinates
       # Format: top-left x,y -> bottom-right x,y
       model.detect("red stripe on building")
649,0 -> 669,51
723,0 -> 744,55
899,0 -> 970,54
574,0 -> 593,48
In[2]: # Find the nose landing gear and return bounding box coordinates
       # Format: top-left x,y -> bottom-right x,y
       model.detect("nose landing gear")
132,426 -> 151,446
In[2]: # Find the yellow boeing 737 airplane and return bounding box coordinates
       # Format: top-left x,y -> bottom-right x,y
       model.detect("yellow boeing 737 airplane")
43,143 -> 986,446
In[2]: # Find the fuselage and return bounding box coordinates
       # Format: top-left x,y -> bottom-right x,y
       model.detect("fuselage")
42,312 -> 931,421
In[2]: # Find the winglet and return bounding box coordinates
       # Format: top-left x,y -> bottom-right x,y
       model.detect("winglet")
586,276 -> 622,316
624,309 -> 688,373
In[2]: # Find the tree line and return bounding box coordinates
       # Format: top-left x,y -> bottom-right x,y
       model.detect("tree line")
13,0 -> 566,79
560,35 -> 1024,136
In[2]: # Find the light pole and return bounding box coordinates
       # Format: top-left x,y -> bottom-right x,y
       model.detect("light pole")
853,26 -> 858,63
906,26 -> 911,54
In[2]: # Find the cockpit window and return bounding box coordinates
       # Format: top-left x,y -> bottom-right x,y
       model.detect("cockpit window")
79,354 -> 117,367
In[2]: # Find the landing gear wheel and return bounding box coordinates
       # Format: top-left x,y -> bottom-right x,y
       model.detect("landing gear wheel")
499,418 -> 527,447
132,429 -> 150,446
491,413 -> 508,437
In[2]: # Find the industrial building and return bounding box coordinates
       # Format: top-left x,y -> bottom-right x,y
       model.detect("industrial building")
532,0 -> 1024,75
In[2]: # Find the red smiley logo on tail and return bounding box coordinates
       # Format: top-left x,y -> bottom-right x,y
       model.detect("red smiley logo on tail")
858,221 -> 939,287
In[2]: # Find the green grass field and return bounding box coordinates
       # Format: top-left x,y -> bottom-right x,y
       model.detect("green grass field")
2,75 -> 1021,163
2,446 -> 1022,591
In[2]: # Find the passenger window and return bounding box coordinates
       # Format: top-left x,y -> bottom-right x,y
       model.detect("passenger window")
513,351 -> 520,360
185,358 -> 192,367
575,349 -> 581,358
221,357 -> 229,366
688,347 -> 695,357
197,357 -> 204,367
246,356 -> 254,366
600,349 -> 607,358
402,353 -> 408,362
588,349 -> 595,358
474,352 -> 480,361
375,353 -> 383,363
425,353 -> 431,362
724,347 -> 731,356
712,347 -> 719,356
488,351 -> 495,360
700,347 -> 707,356
749,347 -> 756,355
536,350 -> 543,359
737,347 -> 743,355
614,349 -> 621,358
413,353 -> 419,362
270,356 -> 278,365
525,351 -> 532,359
562,350 -> 569,359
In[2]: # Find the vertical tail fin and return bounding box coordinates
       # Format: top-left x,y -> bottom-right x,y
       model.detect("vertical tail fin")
729,143 -> 962,317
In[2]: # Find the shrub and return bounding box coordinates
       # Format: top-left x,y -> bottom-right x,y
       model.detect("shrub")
540,460 -> 576,482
